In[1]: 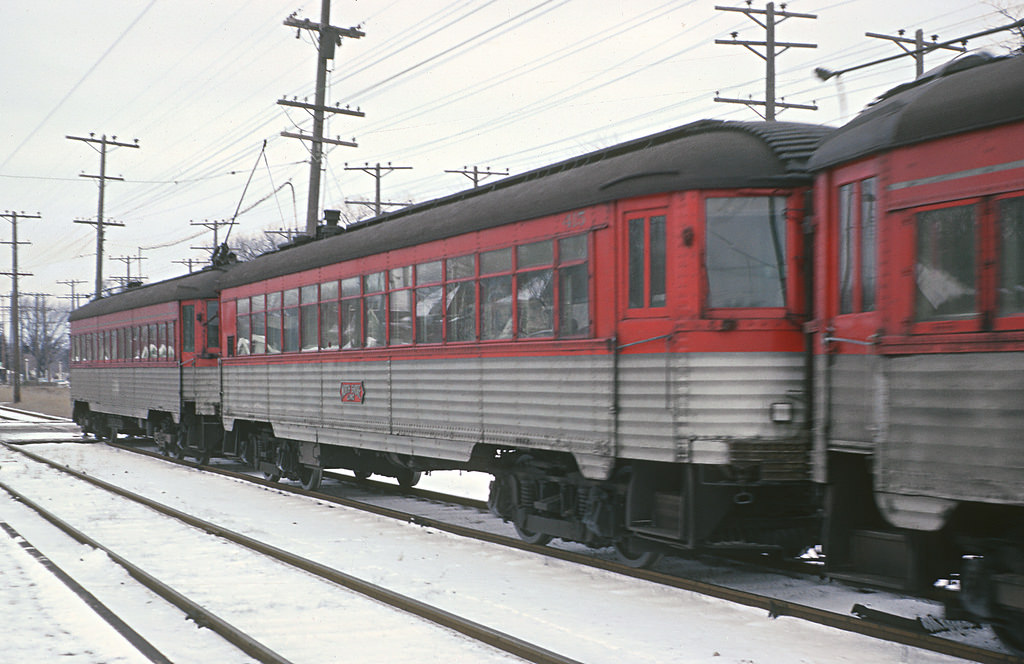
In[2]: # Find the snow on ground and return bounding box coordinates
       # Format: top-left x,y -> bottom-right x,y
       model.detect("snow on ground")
0,440 -> 979,663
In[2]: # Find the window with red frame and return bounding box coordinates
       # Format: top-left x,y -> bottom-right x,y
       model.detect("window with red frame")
838,179 -> 878,314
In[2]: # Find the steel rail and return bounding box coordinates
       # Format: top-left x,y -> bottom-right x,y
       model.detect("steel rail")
99,439 -> 1022,664
8,443 -> 585,664
0,520 -> 173,664
0,477 -> 294,664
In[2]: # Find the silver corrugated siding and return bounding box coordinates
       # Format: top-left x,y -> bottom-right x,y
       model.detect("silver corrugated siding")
70,366 -> 180,420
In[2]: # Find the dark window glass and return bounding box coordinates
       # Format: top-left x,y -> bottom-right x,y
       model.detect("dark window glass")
341,299 -> 361,349
517,240 -> 552,268
389,289 -> 413,345
706,197 -> 787,308
284,308 -> 300,352
517,270 -> 553,337
252,313 -> 266,354
915,204 -> 976,320
416,286 -> 443,343
559,263 -> 589,337
341,277 -> 360,298
417,261 -> 442,285
481,248 -> 512,275
182,304 -> 194,352
999,197 -> 1024,316
167,323 -> 175,358
559,234 -> 587,262
649,215 -> 666,307
861,178 -> 878,311
266,310 -> 282,354
206,301 -> 219,348
300,304 -> 318,351
364,294 -> 386,347
838,183 -> 855,314
237,297 -> 250,316
319,301 -> 339,350
321,280 -> 339,300
481,276 -> 513,339
628,217 -> 645,308
237,315 -> 251,356
364,272 -> 385,294
445,281 -> 476,342
447,255 -> 475,280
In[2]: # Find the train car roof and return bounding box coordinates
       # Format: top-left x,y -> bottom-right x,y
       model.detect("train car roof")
69,266 -> 228,322
808,52 -> 1024,170
221,119 -> 833,289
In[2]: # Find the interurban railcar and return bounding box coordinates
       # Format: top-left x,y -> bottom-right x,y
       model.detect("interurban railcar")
69,268 -> 226,460
808,53 -> 1024,647
72,118 -> 831,566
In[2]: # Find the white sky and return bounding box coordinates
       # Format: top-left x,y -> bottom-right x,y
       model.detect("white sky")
0,0 -> 1019,304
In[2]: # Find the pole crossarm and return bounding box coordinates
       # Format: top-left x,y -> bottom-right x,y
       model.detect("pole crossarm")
714,2 -> 817,121
277,99 -> 365,118
445,166 -> 509,188
282,4 -> 366,236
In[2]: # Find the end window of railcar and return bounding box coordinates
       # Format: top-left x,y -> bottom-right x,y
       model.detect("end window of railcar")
182,305 -> 195,352
705,197 -> 786,308
838,179 -> 878,314
628,215 -> 667,309
915,204 -> 977,320
206,301 -> 220,350
999,196 -> 1024,316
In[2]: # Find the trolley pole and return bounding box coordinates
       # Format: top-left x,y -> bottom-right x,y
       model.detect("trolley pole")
0,211 -> 38,403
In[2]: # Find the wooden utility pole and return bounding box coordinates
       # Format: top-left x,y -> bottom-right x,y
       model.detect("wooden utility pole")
280,3 -> 365,236
68,133 -> 139,298
865,29 -> 966,79
344,162 -> 412,217
190,219 -> 233,262
445,165 -> 509,188
58,279 -> 87,310
714,2 -> 818,120
173,258 -> 202,274
0,211 -> 37,402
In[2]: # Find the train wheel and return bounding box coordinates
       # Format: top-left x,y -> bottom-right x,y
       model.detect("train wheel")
513,521 -> 552,546
613,539 -> 662,569
298,466 -> 323,492
353,469 -> 372,481
396,469 -> 421,488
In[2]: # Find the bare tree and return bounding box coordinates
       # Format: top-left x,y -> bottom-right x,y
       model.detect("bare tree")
988,2 -> 1024,52
229,231 -> 284,262
19,296 -> 69,380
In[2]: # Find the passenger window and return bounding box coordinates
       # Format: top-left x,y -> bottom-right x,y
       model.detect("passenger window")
915,203 -> 977,320
706,197 -> 787,308
627,214 -> 666,309
182,305 -> 194,352
999,196 -> 1024,316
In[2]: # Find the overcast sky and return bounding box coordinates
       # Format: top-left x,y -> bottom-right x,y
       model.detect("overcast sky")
1,0 -> 1018,305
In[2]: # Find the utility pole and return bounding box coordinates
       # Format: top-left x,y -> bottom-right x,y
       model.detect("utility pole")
0,211 -> 37,402
190,219 -> 233,262
111,250 -> 145,289
173,258 -> 202,274
68,133 -> 139,298
714,2 -> 818,120
444,165 -> 509,188
344,162 -> 412,217
865,29 -> 966,79
280,4 -> 365,236
58,279 -> 87,310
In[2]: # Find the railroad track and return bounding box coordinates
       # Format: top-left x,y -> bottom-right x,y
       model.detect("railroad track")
1,443 -> 584,664
0,418 -> 1015,659
23,435 -> 1017,663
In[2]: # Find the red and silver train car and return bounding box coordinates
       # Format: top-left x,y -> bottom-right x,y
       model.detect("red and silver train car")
809,53 -> 1024,646
69,269 -> 226,460
214,119 -> 831,563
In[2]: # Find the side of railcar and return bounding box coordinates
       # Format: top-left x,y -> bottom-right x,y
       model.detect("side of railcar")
69,268 -> 227,459
70,300 -> 181,439
219,120 -> 830,562
809,53 -> 1024,649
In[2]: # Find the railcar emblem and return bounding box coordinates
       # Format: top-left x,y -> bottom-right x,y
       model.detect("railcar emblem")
340,381 -> 365,403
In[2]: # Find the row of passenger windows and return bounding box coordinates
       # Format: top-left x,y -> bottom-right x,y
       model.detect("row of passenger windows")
72,321 -> 176,363
233,234 -> 590,356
